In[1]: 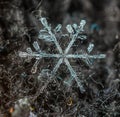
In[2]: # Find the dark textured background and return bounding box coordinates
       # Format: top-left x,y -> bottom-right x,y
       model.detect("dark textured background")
0,0 -> 120,117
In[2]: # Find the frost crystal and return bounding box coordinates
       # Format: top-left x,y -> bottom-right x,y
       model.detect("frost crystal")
19,17 -> 106,92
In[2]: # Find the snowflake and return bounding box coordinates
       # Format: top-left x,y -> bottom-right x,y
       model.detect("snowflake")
19,18 -> 106,92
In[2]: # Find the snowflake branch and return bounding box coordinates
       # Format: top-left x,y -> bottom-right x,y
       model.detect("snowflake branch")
64,34 -> 78,54
40,18 -> 63,54
64,20 -> 86,54
64,58 -> 85,92
52,58 -> 63,75
66,54 -> 106,59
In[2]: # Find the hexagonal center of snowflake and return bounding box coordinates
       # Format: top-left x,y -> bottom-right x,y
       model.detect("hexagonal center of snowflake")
61,54 -> 67,58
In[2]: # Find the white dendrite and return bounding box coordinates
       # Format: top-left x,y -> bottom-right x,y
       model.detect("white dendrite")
19,17 -> 106,92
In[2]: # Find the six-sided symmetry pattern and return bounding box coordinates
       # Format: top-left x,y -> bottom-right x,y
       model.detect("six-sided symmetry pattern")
19,18 -> 106,92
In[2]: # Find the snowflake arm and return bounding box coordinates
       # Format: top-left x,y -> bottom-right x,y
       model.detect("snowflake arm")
64,58 -> 85,92
52,58 -> 63,75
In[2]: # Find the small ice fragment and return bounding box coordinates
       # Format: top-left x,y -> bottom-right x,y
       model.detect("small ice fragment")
33,41 -> 41,52
29,112 -> 37,117
78,35 -> 87,40
87,43 -> 94,53
98,54 -> 106,58
19,51 -> 28,58
26,47 -> 32,54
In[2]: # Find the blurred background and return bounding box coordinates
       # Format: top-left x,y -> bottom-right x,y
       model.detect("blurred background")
0,0 -> 120,117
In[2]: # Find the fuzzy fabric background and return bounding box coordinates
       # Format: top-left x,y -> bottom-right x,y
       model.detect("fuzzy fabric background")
0,0 -> 120,117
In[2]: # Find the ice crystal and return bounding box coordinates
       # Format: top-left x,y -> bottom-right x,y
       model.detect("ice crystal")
19,17 -> 106,92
